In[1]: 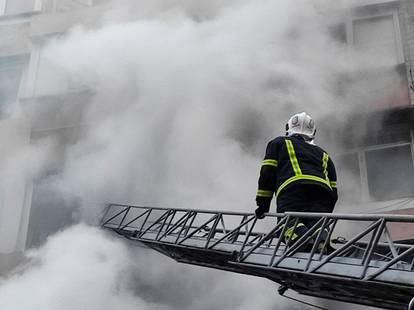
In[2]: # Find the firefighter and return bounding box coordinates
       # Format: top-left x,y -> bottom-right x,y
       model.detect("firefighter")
255,112 -> 337,248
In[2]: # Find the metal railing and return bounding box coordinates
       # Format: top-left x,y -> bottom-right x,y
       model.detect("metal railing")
101,203 -> 414,284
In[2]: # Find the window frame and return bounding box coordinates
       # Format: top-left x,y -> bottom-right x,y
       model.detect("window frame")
346,129 -> 414,202
345,10 -> 404,66
40,0 -> 94,14
0,55 -> 29,116
0,0 -> 42,16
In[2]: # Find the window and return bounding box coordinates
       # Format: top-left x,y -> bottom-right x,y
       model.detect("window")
41,0 -> 93,13
26,179 -> 76,248
0,56 -> 26,117
346,13 -> 410,108
0,0 -> 35,15
353,15 -> 401,67
363,119 -> 411,147
26,127 -> 79,248
365,145 -> 414,201
34,46 -> 70,96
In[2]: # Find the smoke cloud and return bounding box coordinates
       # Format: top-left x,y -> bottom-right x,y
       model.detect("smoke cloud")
0,0 -> 389,309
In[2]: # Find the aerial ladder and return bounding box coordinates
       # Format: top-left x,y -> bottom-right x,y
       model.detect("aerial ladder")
101,203 -> 414,310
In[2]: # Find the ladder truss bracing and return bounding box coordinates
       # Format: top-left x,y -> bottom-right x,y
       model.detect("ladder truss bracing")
101,204 -> 414,310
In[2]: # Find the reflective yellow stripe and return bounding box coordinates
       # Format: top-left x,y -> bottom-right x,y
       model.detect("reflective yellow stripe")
330,181 -> 337,188
322,152 -> 329,181
276,174 -> 332,197
285,139 -> 302,175
257,189 -> 274,197
284,230 -> 298,241
284,223 -> 305,241
262,159 -> 278,167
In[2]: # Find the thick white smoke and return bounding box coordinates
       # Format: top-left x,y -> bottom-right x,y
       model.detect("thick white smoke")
0,0 -> 384,309
46,0 -> 351,216
0,224 -> 298,310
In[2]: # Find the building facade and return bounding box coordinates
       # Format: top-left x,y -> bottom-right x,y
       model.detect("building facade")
0,0 -> 103,271
331,1 -> 414,215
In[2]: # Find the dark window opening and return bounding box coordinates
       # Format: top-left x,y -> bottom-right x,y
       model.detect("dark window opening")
366,145 -> 414,201
26,127 -> 79,248
26,179 -> 77,248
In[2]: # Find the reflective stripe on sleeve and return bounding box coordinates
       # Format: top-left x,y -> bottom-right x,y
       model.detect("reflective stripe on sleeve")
330,181 -> 337,188
256,189 -> 274,197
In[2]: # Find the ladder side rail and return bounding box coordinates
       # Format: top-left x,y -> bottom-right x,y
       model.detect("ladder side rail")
229,215 -> 247,243
308,219 -> 383,274
176,211 -> 196,244
351,240 -> 412,255
237,217 -> 257,255
164,210 -> 177,237
361,219 -> 386,279
117,206 -> 131,229
244,215 -> 249,236
100,204 -> 112,225
121,209 -> 151,230
178,213 -> 219,245
156,210 -> 176,241
411,253 -> 414,271
365,246 -> 414,280
110,203 -> 259,217
208,216 -> 256,249
304,217 -> 332,272
108,205 -> 414,221
219,216 -> 227,236
274,216 -> 326,267
286,212 -> 414,222
205,213 -> 222,248
361,219 -> 385,265
268,215 -> 290,267
383,225 -> 399,259
184,211 -> 198,236
318,219 -> 338,261
247,232 -> 266,245
138,208 -> 152,235
139,210 -> 170,238
240,216 -> 289,262
102,205 -> 129,227
156,211 -> 192,241
266,234 -> 275,247
283,217 -> 300,253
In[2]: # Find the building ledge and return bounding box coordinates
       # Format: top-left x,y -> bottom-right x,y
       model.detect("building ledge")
29,4 -> 110,39
19,88 -> 94,130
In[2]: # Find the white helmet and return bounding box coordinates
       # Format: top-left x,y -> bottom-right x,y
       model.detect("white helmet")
285,112 -> 316,141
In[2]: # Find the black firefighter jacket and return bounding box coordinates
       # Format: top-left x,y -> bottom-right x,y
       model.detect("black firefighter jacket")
256,135 -> 338,212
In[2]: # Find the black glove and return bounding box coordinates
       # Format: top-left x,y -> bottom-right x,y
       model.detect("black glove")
255,207 -> 266,219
